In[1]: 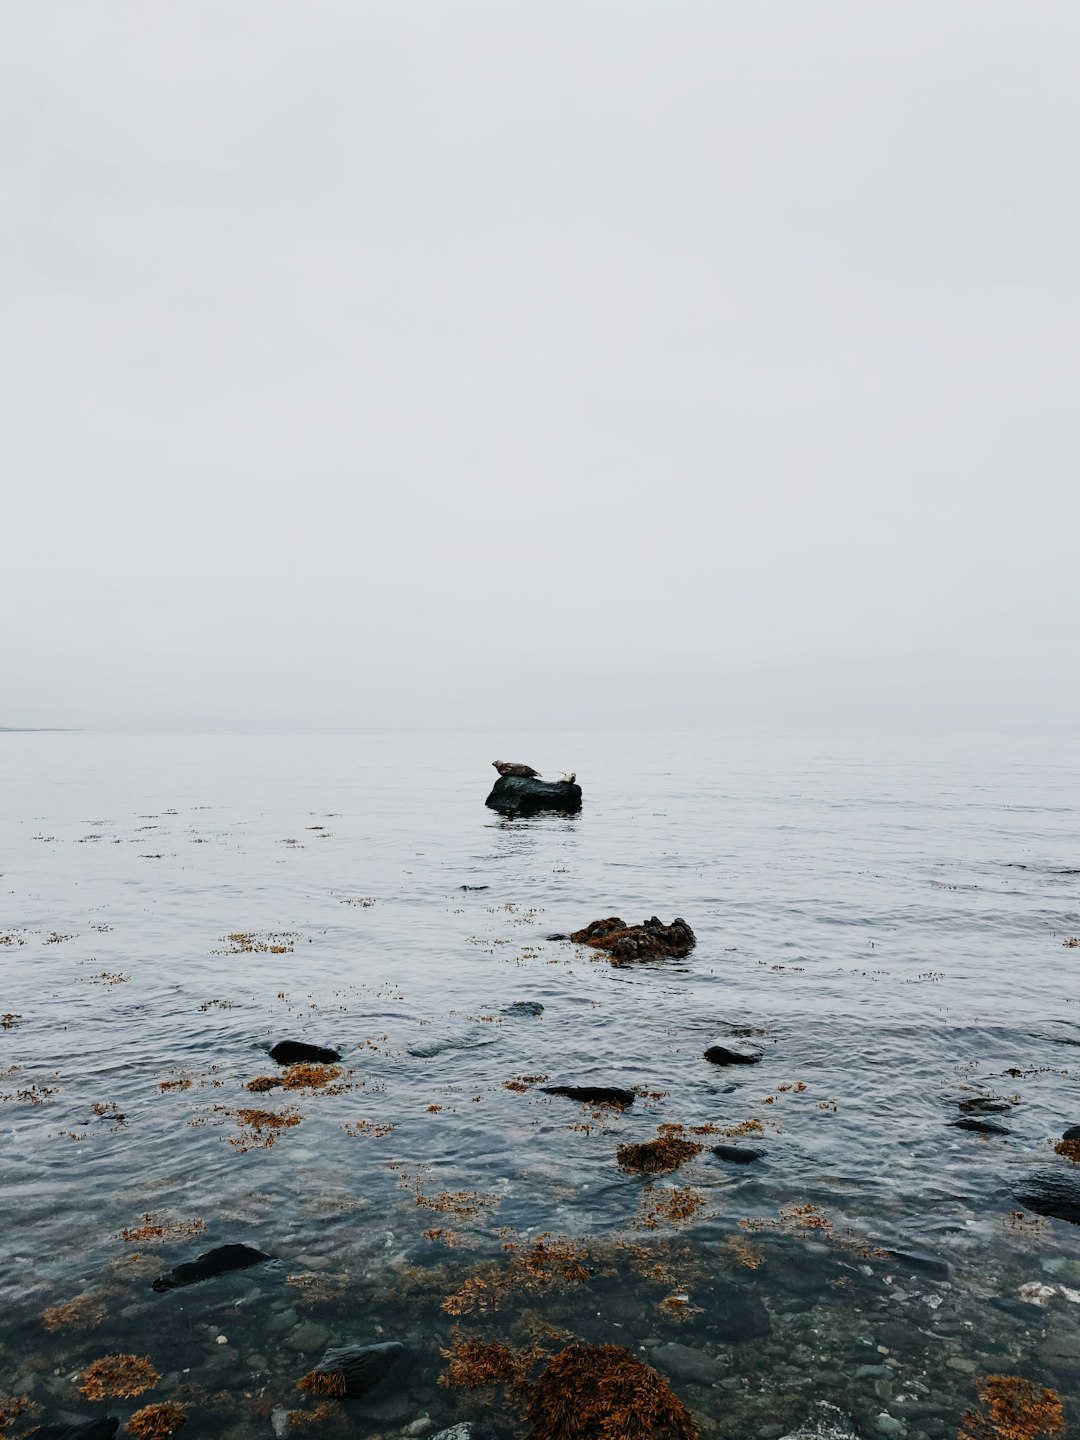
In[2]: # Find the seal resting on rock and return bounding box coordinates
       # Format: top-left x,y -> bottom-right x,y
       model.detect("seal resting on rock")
493,760 -> 541,778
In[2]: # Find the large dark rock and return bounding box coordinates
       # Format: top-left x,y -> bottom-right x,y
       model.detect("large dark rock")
270,1040 -> 341,1065
306,1341 -> 408,1398
28,1424 -> 119,1440
502,1001 -> 544,1017
543,1084 -> 636,1108
485,775 -> 582,817
704,1040 -> 763,1066
569,915 -> 696,962
713,1144 -> 765,1164
1014,1169 -> 1080,1224
951,1117 -> 1010,1135
152,1243 -> 273,1292
1063,1124 -> 1080,1142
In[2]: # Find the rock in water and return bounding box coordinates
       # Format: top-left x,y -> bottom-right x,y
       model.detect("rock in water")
778,1402 -> 861,1440
1014,1170 -> 1080,1224
269,1040 -> 341,1065
703,1040 -> 763,1066
485,775 -> 582,817
695,1281 -> 772,1340
713,1144 -> 765,1163
1063,1124 -> 1080,1142
502,1000 -> 544,1017
543,1084 -> 636,1108
28,1425 -> 120,1440
304,1341 -> 407,1398
951,1116 -> 1010,1135
152,1243 -> 273,1292
430,1427 -> 500,1440
568,916 -> 696,961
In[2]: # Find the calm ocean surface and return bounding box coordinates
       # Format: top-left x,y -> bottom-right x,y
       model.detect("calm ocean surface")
1,730 -> 1078,1439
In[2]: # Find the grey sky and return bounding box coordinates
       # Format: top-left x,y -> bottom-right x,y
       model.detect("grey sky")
3,2 -> 1078,730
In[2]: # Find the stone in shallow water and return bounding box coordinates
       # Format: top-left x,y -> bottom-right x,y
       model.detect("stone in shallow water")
777,1401 -> 860,1440
502,1001 -> 544,1017
28,1425 -> 119,1440
486,774 -> 582,817
306,1340 -> 408,1397
1014,1170 -> 1080,1224
287,1320 -> 332,1353
951,1116 -> 1010,1135
650,1341 -> 725,1385
712,1144 -> 765,1164
152,1243 -> 272,1292
568,915 -> 695,961
269,1040 -> 341,1065
543,1084 -> 635,1108
1063,1124 -> 1080,1142
406,1031 -> 499,1059
694,1281 -> 771,1340
429,1426 -> 499,1440
704,1041 -> 763,1066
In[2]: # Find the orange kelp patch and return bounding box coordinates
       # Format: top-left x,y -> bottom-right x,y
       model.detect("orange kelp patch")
78,1354 -> 160,1400
959,1375 -> 1065,1440
616,1136 -> 703,1175
439,1337 -> 543,1393
525,1343 -> 698,1440
40,1292 -> 106,1332
127,1402 -> 188,1437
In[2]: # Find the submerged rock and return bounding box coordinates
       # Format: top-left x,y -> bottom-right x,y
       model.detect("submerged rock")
543,1084 -> 635,1108
712,1143 -> 765,1163
951,1117 -> 1010,1135
502,1001 -> 544,1017
1014,1170 -> 1080,1224
429,1426 -> 499,1440
568,916 -> 696,962
28,1425 -> 120,1440
703,1040 -> 763,1066
650,1341 -> 726,1385
152,1243 -> 273,1292
486,775 -> 582,817
694,1281 -> 771,1340
269,1040 -> 341,1065
406,1030 -> 499,1059
777,1401 -> 860,1440
1063,1124 -> 1080,1142
301,1340 -> 408,1398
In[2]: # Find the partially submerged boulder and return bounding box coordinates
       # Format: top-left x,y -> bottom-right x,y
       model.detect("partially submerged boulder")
569,916 -> 695,962
704,1040 -> 763,1066
299,1341 -> 408,1399
28,1424 -> 120,1440
152,1243 -> 273,1292
543,1084 -> 636,1108
485,775 -> 582,817
269,1040 -> 341,1065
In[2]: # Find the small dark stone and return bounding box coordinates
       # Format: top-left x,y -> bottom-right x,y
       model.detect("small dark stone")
460,885 -> 489,891
704,1041 -> 763,1066
153,1243 -> 273,1292
28,1424 -> 120,1440
307,1340 -> 407,1398
543,1084 -> 635,1108
270,1040 -> 341,1065
1063,1124 -> 1080,1142
712,1144 -> 765,1163
502,1001 -> 544,1017
485,775 -> 582,818
545,933 -> 569,941
694,1281 -> 772,1341
951,1117 -> 1010,1135
1014,1169 -> 1080,1224
957,1096 -> 1013,1115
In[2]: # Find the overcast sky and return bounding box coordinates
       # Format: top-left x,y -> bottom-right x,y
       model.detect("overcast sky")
3,1 -> 1078,730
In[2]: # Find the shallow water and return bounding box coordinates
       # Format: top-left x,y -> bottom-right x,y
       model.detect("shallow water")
1,729 -> 1078,1439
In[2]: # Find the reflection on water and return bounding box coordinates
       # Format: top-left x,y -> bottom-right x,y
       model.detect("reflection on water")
1,730 -> 1078,1438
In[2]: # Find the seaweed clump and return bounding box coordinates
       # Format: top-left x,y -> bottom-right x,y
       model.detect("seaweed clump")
1053,1139 -> 1080,1162
127,1402 -> 189,1437
439,1337 -> 542,1393
616,1136 -> 703,1175
525,1343 -> 698,1440
959,1375 -> 1065,1440
78,1354 -> 160,1400
40,1291 -> 106,1331
569,917 -> 695,963
0,1394 -> 30,1433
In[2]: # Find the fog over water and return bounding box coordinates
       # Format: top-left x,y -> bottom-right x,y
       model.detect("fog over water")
2,2 -> 1079,731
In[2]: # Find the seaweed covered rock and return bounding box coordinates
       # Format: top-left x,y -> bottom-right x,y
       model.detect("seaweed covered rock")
299,1341 -> 408,1399
486,776 -> 582,818
269,1040 -> 341,1065
568,916 -> 695,962
152,1243 -> 272,1292
525,1343 -> 698,1440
